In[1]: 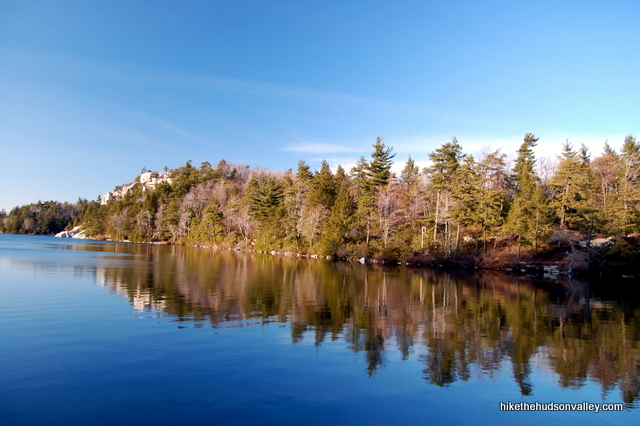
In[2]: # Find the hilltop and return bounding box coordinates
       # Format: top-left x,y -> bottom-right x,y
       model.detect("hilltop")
2,134 -> 640,278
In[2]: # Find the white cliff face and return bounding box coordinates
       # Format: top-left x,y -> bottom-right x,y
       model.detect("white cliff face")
55,226 -> 89,239
100,171 -> 171,205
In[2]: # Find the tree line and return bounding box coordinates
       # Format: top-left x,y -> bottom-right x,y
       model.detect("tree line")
2,134 -> 640,267
0,200 -> 81,235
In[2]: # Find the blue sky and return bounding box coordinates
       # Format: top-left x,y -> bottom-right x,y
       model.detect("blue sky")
1,0 -> 638,211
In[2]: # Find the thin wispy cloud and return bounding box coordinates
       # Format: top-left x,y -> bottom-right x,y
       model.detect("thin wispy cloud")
189,76 -> 386,107
123,108 -> 210,146
2,50 -> 388,109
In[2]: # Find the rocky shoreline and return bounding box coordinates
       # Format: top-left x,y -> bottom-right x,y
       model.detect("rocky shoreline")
54,228 -> 639,280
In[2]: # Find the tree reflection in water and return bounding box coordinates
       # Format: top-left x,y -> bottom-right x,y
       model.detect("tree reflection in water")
93,243 -> 640,406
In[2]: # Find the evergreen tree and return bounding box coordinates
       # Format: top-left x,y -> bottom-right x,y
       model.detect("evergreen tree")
170,160 -> 200,195
391,156 -> 425,252
279,170 -> 301,248
400,155 -> 419,187
399,155 -> 423,228
476,150 -> 510,228
318,184 -> 356,256
307,160 -> 337,209
349,140 -> 395,250
450,155 -> 481,238
296,160 -> 336,249
549,141 -> 596,230
287,160 -> 314,248
366,137 -> 395,189
350,156 -> 370,195
334,165 -> 348,189
247,173 -> 285,249
296,160 -> 313,182
505,133 -> 550,250
38,133 -> 639,262
350,156 -> 374,247
426,137 -> 463,246
619,134 -> 640,233
188,205 -> 224,244
591,142 -> 624,234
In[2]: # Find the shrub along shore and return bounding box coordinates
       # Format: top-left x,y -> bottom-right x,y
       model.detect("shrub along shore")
3,134 -> 640,278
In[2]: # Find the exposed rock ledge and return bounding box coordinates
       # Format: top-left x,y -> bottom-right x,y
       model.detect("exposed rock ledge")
55,226 -> 91,239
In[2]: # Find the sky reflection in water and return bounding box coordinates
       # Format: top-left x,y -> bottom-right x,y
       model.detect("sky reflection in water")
1,234 -> 638,425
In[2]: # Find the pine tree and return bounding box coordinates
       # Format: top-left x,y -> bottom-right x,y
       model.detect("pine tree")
188,205 -> 224,244
476,149 -> 510,234
350,156 -> 370,195
318,184 -> 356,256
426,137 -> 463,246
400,155 -> 419,187
170,160 -> 200,196
399,155 -> 422,227
279,170 -> 301,248
351,139 -> 395,250
284,160 -> 314,248
307,160 -> 337,209
505,133 -> 550,250
247,173 -> 285,249
619,134 -> 640,233
334,165 -> 348,188
296,160 -> 313,182
450,155 -> 481,249
366,137 -> 395,189
549,141 -> 596,230
591,142 -> 624,234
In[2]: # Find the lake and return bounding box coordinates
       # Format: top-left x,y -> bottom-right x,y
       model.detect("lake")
1,234 -> 638,425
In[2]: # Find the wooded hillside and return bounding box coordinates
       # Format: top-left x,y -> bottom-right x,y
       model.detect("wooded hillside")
3,134 -> 640,273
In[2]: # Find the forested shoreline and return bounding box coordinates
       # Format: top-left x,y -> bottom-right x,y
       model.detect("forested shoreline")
3,134 -> 640,275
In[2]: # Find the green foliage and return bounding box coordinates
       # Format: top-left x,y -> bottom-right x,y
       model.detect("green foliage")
318,185 -> 356,256
248,174 -> 285,221
597,238 -> 640,272
589,135 -> 640,235
170,160 -> 201,195
247,173 -> 286,250
6,133 -> 635,267
505,134 -> 552,249
549,141 -> 596,230
450,155 -> 481,227
350,156 -> 370,195
74,201 -> 106,236
476,150 -> 510,231
398,155 -> 424,232
619,135 -> 640,232
426,137 -> 462,189
0,210 -> 6,233
425,137 -> 467,248
296,160 -> 313,182
366,137 -> 395,188
2,201 -> 79,235
400,155 -> 419,186
307,160 -> 337,209
188,206 -> 224,244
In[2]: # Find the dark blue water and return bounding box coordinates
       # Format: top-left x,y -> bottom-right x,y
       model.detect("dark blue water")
1,234 -> 638,425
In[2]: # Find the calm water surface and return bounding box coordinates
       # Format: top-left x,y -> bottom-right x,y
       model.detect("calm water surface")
1,234 -> 639,425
